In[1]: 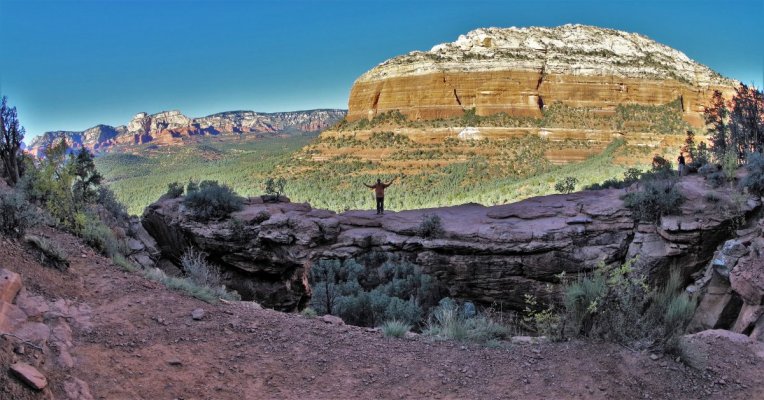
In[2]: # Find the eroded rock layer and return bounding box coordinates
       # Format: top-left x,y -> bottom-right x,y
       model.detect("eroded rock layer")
140,176 -> 760,317
347,25 -> 736,125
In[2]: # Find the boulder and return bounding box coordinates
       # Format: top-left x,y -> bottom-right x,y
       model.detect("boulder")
688,272 -> 743,332
751,315 -> 764,342
191,308 -> 205,320
9,362 -> 48,390
14,291 -> 49,321
129,217 -> 160,257
732,304 -> 764,334
64,377 -> 94,400
0,268 -> 22,303
320,315 -> 345,325
13,322 -> 51,344
130,253 -> 155,269
0,300 -> 27,333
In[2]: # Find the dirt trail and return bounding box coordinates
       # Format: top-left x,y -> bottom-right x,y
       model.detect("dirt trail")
2,227 -> 764,400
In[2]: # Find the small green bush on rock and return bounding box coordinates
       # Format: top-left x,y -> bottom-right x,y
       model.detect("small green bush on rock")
624,178 -> 683,222
554,176 -> 578,194
183,180 -> 244,221
263,177 -> 286,199
163,182 -> 184,199
417,214 -> 444,238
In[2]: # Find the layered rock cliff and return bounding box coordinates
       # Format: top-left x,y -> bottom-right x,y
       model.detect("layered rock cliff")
347,25 -> 736,126
137,175 -> 761,334
27,109 -> 346,156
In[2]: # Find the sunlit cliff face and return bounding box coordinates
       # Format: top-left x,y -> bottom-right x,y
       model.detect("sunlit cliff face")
348,24 -> 736,125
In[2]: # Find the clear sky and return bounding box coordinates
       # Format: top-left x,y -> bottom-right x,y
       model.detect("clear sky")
1,0 -> 762,139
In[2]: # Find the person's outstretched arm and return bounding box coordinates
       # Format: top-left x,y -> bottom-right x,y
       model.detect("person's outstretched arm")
363,183 -> 373,188
384,177 -> 397,187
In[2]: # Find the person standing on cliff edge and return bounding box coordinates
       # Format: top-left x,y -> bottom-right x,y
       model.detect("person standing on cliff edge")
364,177 -> 397,215
677,152 -> 686,176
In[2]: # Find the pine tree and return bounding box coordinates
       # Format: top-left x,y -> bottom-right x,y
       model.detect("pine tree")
729,83 -> 764,158
704,90 -> 729,161
0,96 -> 25,186
72,148 -> 103,208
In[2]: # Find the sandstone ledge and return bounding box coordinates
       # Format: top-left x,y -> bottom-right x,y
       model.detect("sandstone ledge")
141,176 -> 758,312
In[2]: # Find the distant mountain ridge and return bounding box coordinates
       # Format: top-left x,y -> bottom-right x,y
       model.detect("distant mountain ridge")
28,109 -> 347,156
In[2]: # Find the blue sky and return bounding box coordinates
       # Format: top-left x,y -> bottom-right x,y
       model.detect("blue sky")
1,0 -> 762,139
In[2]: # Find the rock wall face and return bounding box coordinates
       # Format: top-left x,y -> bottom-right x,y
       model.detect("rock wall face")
27,109 -> 347,156
139,176 -> 759,314
689,214 -> 764,341
347,25 -> 736,126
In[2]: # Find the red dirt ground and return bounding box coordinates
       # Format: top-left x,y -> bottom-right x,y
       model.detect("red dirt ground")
2,226 -> 764,399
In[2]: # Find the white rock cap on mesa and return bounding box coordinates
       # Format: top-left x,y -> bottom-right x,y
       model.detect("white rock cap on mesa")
358,24 -> 735,87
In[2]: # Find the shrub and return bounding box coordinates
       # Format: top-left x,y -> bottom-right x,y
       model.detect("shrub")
381,320 -> 411,338
426,298 -> 468,340
562,268 -> 608,336
623,178 -> 683,222
524,294 -> 563,339
645,271 -> 698,349
97,186 -> 128,221
741,152 -> 764,195
308,257 -> 438,327
692,142 -> 711,169
186,179 -> 199,194
263,177 -> 286,198
698,163 -> 719,177
252,210 -> 270,224
24,234 -> 69,270
300,307 -> 318,318
0,190 -> 38,238
721,150 -> 739,181
560,260 -> 697,351
424,298 -> 510,342
585,168 -> 642,191
704,192 -> 721,203
417,214 -> 444,238
181,248 -> 222,288
79,213 -> 123,257
112,254 -> 140,272
651,155 -> 672,172
183,180 -> 244,221
229,218 -> 247,240
143,267 -> 240,304
554,176 -> 578,194
623,168 -> 643,182
163,182 -> 184,199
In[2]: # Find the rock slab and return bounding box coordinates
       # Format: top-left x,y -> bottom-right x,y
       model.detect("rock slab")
0,268 -> 22,303
10,362 -> 48,390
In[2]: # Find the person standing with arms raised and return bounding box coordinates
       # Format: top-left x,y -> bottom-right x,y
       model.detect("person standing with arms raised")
364,177 -> 397,215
